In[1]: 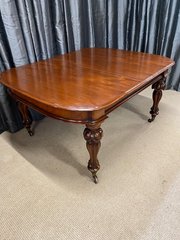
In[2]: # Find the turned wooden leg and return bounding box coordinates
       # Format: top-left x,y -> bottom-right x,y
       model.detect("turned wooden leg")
18,102 -> 33,136
83,122 -> 103,184
148,77 -> 166,122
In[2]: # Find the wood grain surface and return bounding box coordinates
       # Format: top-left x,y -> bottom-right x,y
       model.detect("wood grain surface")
0,48 -> 174,123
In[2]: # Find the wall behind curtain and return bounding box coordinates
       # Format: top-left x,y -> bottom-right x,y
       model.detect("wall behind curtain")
0,0 -> 180,133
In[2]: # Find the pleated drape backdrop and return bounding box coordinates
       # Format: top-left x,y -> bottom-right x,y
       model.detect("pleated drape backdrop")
0,0 -> 180,133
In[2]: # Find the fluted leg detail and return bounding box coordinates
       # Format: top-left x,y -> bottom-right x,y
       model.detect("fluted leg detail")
18,102 -> 33,136
148,77 -> 166,122
83,123 -> 103,184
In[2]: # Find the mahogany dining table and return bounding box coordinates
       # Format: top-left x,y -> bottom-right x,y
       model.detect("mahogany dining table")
0,48 -> 174,183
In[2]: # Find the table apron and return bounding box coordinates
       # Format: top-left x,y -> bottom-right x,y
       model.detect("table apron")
105,72 -> 166,115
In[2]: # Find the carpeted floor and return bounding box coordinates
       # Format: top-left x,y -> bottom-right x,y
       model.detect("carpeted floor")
0,88 -> 180,240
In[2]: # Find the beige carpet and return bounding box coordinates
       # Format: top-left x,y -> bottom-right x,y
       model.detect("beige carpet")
0,88 -> 180,240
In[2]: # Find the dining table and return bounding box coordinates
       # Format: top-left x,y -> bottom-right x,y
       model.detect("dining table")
0,48 -> 174,183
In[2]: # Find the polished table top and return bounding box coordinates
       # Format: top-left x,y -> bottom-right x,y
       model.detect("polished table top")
0,48 -> 174,123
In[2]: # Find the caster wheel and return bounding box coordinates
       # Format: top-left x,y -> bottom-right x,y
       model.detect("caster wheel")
28,130 -> 33,136
93,175 -> 98,184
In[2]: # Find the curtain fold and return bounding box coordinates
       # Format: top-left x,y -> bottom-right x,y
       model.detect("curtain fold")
0,0 -> 180,133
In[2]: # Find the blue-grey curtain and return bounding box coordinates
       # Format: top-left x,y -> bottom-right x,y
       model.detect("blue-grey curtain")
0,0 -> 180,133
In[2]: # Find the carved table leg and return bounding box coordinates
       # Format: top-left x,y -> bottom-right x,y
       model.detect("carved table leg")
83,122 -> 103,184
148,76 -> 166,122
18,102 -> 33,136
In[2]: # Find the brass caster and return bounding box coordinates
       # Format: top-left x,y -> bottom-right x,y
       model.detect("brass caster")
148,118 -> 153,123
148,115 -> 156,122
27,129 -> 33,136
93,175 -> 98,184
